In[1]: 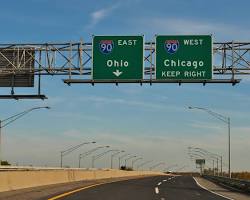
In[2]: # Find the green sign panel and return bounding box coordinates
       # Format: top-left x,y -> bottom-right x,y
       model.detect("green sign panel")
156,35 -> 212,80
92,35 -> 144,80
196,159 -> 205,165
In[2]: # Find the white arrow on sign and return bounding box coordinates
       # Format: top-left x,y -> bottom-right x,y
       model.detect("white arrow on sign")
113,70 -> 123,77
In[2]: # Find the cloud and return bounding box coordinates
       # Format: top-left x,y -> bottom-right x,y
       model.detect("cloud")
137,17 -> 250,40
78,95 -> 183,112
86,3 -> 121,29
62,129 -> 84,138
189,120 -> 223,132
152,18 -> 214,34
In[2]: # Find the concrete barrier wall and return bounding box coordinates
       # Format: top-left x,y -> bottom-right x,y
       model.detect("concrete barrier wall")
0,168 -> 164,192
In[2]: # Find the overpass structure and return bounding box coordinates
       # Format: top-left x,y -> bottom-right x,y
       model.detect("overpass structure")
0,41 -> 249,99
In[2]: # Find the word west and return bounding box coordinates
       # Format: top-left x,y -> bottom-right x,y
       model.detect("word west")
183,39 -> 203,46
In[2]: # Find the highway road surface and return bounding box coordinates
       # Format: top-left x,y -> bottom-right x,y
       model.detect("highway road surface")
49,175 -> 231,200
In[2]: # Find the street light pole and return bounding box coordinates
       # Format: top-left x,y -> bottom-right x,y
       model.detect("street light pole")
137,160 -> 153,170
188,106 -> 231,178
228,117 -> 231,178
213,160 -> 215,175
125,156 -> 136,167
0,106 -> 50,165
78,146 -> 109,168
165,164 -> 178,172
92,150 -> 118,168
216,157 -> 219,176
60,141 -> 96,168
0,120 -> 2,166
111,150 -> 124,169
132,157 -> 143,169
221,155 -> 223,176
149,162 -> 165,171
118,153 -> 130,169
175,165 -> 187,172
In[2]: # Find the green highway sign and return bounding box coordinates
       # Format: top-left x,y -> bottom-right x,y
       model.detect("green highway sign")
196,159 -> 205,165
92,35 -> 144,80
156,35 -> 212,80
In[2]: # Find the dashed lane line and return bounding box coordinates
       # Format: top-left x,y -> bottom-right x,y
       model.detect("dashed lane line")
157,182 -> 162,186
155,187 -> 160,194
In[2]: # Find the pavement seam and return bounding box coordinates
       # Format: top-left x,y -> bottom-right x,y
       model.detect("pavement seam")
193,177 -> 235,200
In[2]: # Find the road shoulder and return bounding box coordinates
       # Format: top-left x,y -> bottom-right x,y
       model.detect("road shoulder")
194,177 -> 250,200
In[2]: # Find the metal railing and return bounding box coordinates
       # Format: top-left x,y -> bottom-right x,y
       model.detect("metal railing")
203,175 -> 250,193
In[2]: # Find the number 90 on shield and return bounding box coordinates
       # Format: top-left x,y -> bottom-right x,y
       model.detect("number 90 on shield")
164,40 -> 179,54
99,40 -> 114,54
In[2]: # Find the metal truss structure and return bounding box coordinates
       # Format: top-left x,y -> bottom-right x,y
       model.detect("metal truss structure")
0,41 -> 249,99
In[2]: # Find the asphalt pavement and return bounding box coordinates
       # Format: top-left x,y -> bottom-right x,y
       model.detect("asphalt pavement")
51,175 -> 230,200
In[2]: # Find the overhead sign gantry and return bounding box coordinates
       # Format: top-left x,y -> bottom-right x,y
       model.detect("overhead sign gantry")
0,35 -> 247,99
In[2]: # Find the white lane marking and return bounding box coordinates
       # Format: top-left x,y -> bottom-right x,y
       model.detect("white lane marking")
163,179 -> 167,182
168,178 -> 171,180
160,198 -> 165,200
193,177 -> 235,200
158,182 -> 162,186
155,187 -> 159,194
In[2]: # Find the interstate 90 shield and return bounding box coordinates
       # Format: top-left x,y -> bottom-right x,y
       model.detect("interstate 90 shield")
164,40 -> 179,54
99,40 -> 114,54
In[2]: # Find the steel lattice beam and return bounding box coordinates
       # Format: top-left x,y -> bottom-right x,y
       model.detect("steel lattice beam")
0,41 -> 249,77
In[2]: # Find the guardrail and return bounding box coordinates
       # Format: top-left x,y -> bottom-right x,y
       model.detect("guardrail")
203,175 -> 250,193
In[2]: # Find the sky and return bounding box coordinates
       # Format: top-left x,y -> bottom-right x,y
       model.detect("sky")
0,0 -> 249,172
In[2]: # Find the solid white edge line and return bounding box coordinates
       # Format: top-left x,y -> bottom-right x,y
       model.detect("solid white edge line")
193,177 -> 235,200
155,187 -> 159,194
